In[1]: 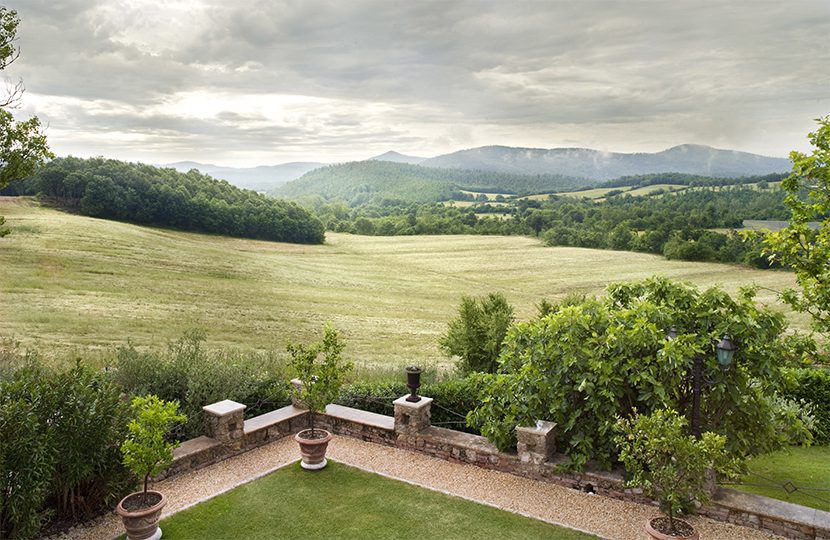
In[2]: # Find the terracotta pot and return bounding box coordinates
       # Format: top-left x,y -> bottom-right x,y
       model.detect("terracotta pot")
116,490 -> 167,540
644,517 -> 699,540
294,428 -> 333,470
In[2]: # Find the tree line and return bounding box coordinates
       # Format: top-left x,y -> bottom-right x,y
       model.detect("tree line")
306,184 -> 789,267
4,157 -> 325,244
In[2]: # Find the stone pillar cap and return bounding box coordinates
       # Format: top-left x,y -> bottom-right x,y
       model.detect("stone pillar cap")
202,399 -> 246,416
393,395 -> 433,409
516,420 -> 557,435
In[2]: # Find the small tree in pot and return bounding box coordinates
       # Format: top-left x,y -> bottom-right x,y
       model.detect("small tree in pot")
117,395 -> 186,540
288,322 -> 353,470
614,409 -> 739,540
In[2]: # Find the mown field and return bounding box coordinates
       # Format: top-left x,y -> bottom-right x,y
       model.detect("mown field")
0,197 -> 806,370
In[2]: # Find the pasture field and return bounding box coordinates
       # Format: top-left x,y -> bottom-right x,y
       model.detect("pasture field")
0,197 -> 806,370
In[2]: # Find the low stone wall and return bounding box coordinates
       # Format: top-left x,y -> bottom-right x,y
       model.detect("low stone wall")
160,396 -> 830,540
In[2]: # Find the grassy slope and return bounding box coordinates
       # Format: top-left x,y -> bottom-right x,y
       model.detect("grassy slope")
732,446 -> 830,513
151,461 -> 596,540
0,197 -> 806,369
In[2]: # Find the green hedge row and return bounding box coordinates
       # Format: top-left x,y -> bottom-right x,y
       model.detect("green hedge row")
783,367 -> 830,444
336,375 -> 492,435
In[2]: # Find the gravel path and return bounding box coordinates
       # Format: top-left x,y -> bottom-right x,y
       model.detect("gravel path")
48,435 -> 782,540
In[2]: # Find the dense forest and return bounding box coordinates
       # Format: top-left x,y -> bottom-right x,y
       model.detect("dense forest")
273,160 -> 592,204
4,157 -> 325,244
308,184 -> 789,267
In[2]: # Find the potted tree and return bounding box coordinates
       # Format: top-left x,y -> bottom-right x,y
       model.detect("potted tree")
117,395 -> 187,540
288,323 -> 353,470
614,409 -> 738,540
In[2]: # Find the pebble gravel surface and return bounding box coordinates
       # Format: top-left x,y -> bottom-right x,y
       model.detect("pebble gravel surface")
47,435 -> 782,540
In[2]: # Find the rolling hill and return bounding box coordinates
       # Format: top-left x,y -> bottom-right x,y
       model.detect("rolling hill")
421,144 -> 790,179
273,161 -> 592,204
369,151 -> 427,164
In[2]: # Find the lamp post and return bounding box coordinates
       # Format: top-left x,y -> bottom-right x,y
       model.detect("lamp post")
667,328 -> 736,439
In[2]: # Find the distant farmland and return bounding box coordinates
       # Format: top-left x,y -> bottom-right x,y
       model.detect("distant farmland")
0,197 -> 806,370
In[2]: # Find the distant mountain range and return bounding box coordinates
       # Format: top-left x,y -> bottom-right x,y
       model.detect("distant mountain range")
165,144 -> 789,195
163,161 -> 325,192
420,144 -> 790,179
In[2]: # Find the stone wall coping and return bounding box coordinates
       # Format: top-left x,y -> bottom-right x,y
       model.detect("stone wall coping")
716,487 -> 830,529
423,425 -> 502,454
202,399 -> 246,417
325,404 -> 395,431
392,396 -> 433,410
516,421 -> 556,437
172,436 -> 221,460
243,405 -> 308,435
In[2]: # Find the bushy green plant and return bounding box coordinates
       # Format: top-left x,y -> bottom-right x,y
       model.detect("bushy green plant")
0,361 -> 133,539
113,330 -> 290,439
440,293 -> 514,374
469,277 -> 811,470
121,395 -> 186,504
615,409 -> 739,535
782,367 -> 830,443
0,382 -> 55,540
288,323 -> 353,436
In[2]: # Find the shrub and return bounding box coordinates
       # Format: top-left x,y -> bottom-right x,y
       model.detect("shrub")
121,396 -> 187,503
0,362 -> 132,539
470,277 -> 810,470
615,409 -> 740,535
112,331 -> 291,439
782,367 -> 830,443
440,293 -> 514,374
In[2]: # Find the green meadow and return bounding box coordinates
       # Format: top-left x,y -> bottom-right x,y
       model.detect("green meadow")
0,197 -> 806,370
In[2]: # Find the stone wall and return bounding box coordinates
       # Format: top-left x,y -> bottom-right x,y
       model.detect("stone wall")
160,396 -> 830,540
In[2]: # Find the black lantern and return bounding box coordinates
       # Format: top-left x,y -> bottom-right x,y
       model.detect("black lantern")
405,366 -> 422,402
716,335 -> 736,368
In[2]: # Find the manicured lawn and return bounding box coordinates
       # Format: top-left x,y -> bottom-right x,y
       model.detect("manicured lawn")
148,462 -> 596,539
731,446 -> 830,513
0,198 -> 805,370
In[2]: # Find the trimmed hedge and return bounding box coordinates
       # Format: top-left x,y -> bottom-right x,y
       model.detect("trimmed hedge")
783,367 -> 830,444
336,375 -> 492,435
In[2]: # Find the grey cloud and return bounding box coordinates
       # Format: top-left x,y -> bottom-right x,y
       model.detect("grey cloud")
7,1 -> 830,164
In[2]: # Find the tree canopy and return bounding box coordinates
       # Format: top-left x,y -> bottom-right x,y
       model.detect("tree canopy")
0,7 -> 53,236
765,116 -> 830,337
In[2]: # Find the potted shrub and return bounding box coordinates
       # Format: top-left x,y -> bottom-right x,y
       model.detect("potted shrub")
288,323 -> 353,470
614,409 -> 738,540
117,395 -> 186,540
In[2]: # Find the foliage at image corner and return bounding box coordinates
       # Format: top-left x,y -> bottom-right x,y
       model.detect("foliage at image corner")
614,409 -> 741,532
120,395 -> 187,502
288,322 -> 354,434
467,276 -> 815,471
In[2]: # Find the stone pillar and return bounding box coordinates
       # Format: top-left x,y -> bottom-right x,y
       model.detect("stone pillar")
203,399 -> 246,448
516,420 -> 557,465
393,395 -> 433,435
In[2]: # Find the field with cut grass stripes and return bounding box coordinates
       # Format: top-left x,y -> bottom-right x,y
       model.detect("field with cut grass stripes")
0,197 -> 806,370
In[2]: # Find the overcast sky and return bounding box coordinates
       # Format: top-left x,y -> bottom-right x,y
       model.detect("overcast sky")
6,0 -> 830,166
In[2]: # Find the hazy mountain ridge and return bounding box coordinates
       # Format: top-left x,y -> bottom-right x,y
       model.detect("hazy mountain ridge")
164,161 -> 326,192
420,144 -> 790,179
369,151 -> 427,164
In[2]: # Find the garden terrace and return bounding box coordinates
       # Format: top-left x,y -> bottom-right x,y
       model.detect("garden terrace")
53,394 -> 830,540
